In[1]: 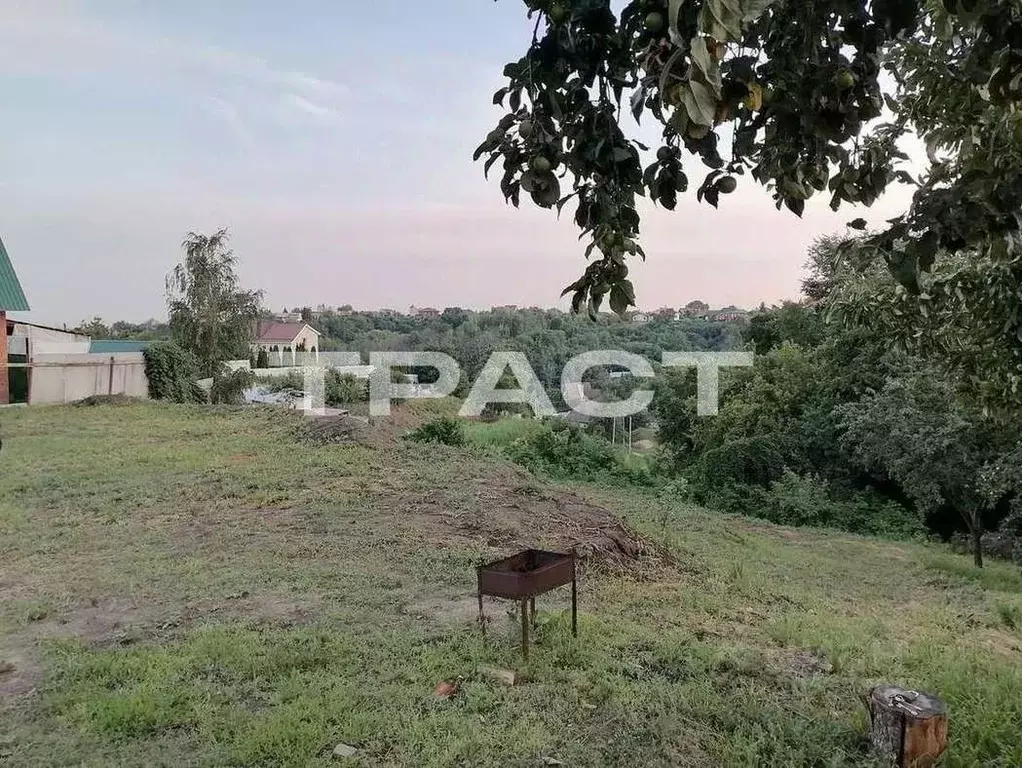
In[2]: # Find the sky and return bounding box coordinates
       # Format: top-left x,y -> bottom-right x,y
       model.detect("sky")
0,0 -> 916,325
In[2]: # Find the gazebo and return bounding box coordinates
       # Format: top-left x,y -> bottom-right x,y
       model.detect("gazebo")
0,235 -> 30,404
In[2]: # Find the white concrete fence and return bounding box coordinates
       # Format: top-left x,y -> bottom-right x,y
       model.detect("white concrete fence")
17,353 -> 149,405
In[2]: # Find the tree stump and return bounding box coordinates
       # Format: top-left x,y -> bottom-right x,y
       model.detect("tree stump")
868,685 -> 948,767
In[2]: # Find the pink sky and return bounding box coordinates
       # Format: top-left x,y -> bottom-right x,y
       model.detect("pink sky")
0,1 -> 917,325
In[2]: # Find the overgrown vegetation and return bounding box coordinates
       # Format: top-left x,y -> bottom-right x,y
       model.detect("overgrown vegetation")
258,369 -> 368,408
1,404 -> 1020,766
643,238 -> 1022,562
406,416 -> 466,446
498,421 -> 655,487
142,342 -> 205,404
209,368 -> 256,406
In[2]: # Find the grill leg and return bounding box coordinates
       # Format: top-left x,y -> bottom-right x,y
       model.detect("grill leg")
521,599 -> 529,662
571,572 -> 578,638
530,597 -> 536,629
477,589 -> 486,639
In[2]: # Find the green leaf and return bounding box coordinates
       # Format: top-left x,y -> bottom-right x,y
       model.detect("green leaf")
630,86 -> 647,124
701,0 -> 743,41
571,290 -> 586,314
848,218 -> 868,230
740,0 -> 777,23
668,0 -> 686,46
682,82 -> 717,126
784,196 -> 805,217
609,285 -> 631,316
560,279 -> 583,297
690,37 -> 723,97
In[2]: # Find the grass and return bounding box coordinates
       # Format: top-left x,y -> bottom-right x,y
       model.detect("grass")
0,403 -> 1020,766
462,417 -> 546,448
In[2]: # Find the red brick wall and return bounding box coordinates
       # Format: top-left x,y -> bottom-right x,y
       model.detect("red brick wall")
0,311 -> 9,405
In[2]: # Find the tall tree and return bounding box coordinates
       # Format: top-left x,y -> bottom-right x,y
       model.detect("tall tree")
74,317 -> 112,338
167,229 -> 263,378
479,0 -> 1022,323
838,370 -> 995,566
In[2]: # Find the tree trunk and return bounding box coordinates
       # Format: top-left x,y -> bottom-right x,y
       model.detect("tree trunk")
967,508 -> 983,568
868,685 -> 948,767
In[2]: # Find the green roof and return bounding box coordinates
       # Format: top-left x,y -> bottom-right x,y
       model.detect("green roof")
0,235 -> 30,311
89,340 -> 152,354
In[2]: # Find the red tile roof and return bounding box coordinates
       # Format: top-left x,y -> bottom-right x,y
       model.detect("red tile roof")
255,322 -> 319,343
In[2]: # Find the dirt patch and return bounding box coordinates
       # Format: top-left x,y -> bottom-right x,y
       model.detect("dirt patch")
781,648 -> 834,678
404,463 -> 662,567
73,394 -> 142,407
0,598 -> 156,705
303,414 -> 392,448
0,592 -> 324,707
301,402 -> 462,448
402,595 -> 483,624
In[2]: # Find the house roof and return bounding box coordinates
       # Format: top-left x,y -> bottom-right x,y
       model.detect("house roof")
8,320 -> 88,336
255,321 -> 320,343
0,235 -> 30,311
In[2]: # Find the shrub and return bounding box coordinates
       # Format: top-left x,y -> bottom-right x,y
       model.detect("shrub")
325,370 -> 367,407
503,424 -> 655,486
695,435 -> 787,488
210,368 -> 256,405
143,342 -> 205,403
259,371 -> 305,393
701,471 -> 925,539
255,348 -> 269,368
406,417 -> 465,446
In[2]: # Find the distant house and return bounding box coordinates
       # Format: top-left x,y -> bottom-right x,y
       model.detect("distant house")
252,321 -> 321,366
712,306 -> 749,322
0,234 -> 30,404
409,306 -> 441,319
681,300 -> 710,319
629,312 -> 651,324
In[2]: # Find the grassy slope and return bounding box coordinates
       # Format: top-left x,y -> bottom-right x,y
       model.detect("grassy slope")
0,404 -> 1020,767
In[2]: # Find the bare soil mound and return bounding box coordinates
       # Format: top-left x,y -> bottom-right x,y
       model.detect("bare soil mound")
409,463 -> 663,568
303,414 -> 380,446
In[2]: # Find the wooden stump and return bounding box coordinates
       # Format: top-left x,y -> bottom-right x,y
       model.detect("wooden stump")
868,685 -> 948,767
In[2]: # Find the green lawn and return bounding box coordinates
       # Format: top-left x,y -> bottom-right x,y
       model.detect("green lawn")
0,403 -> 1020,766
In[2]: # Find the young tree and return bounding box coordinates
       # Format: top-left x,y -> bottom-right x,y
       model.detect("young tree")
838,371 -> 992,566
167,229 -> 263,378
480,1 -> 1022,322
74,317 -> 112,338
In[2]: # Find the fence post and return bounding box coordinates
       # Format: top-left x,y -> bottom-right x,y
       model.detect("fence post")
108,356 -> 115,395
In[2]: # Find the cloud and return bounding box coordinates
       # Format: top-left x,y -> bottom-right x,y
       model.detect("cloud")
202,95 -> 257,151
285,94 -> 344,123
0,4 -> 347,100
